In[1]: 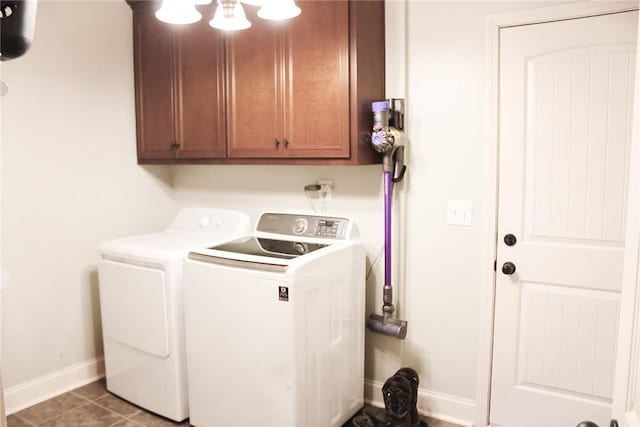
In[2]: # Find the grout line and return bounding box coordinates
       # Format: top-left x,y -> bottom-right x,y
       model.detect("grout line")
13,381 -> 192,427
8,413 -> 37,427
39,401 -> 130,427
68,391 -> 94,402
17,393 -> 91,425
35,401 -> 94,426
91,396 -> 142,422
122,417 -> 145,426
105,413 -> 133,427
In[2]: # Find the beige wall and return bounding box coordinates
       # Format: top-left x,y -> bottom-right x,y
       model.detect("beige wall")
1,1 -> 608,426
171,2 -> 555,425
0,0 -> 174,390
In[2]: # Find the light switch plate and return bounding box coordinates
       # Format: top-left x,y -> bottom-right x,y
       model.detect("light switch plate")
447,200 -> 472,226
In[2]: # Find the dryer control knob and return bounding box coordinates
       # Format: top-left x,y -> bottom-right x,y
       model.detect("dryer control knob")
293,218 -> 308,234
199,216 -> 211,228
294,242 -> 307,254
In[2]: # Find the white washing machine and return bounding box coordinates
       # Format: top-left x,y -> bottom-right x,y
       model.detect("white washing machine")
98,208 -> 250,422
183,212 -> 365,427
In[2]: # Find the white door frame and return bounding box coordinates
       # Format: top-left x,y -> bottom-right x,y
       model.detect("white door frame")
0,69 -> 5,427
614,12 -> 640,426
479,2 -> 640,426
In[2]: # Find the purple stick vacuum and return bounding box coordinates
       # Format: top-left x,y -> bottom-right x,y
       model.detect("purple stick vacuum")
367,100 -> 408,339
384,171 -> 393,291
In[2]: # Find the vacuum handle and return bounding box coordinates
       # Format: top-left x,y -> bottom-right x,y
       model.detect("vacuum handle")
392,146 -> 406,183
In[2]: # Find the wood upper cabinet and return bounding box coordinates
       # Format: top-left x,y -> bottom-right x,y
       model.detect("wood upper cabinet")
226,17 -> 283,158
175,20 -> 226,159
226,0 -> 383,163
133,10 -> 174,160
132,4 -> 226,161
129,0 -> 384,165
284,1 -> 350,158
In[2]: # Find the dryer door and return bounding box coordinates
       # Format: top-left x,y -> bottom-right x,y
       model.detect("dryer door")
99,259 -> 170,357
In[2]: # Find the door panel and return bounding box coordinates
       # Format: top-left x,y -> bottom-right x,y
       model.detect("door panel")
284,0 -> 350,158
491,11 -> 638,427
517,284 -> 619,399
525,48 -> 635,244
133,11 -> 175,160
175,20 -> 226,159
226,19 -> 283,158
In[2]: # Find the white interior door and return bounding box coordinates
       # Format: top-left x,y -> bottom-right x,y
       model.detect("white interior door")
491,11 -> 638,427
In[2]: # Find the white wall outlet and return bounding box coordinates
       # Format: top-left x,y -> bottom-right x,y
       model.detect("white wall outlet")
447,200 -> 472,226
318,180 -> 333,201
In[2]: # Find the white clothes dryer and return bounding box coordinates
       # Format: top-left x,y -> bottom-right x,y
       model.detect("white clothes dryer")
183,212 -> 365,427
98,208 -> 250,422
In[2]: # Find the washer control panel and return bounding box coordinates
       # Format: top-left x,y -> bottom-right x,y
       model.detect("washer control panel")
313,219 -> 341,238
257,213 -> 351,239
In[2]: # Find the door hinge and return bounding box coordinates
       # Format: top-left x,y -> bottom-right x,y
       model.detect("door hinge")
493,260 -> 497,271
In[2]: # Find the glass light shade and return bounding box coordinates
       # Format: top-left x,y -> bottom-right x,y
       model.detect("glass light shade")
257,0 -> 301,20
193,0 -> 213,4
156,0 -> 202,24
209,0 -> 251,31
240,0 -> 264,5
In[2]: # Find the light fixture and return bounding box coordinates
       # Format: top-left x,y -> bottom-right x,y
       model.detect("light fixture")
156,0 -> 202,24
209,0 -> 251,31
156,0 -> 300,30
257,0 -> 301,21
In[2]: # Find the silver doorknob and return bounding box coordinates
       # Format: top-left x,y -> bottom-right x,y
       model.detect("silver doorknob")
502,262 -> 516,275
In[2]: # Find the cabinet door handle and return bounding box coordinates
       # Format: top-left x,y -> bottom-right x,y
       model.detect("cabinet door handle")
174,142 -> 181,150
170,142 -> 176,150
284,139 -> 289,148
274,138 -> 280,148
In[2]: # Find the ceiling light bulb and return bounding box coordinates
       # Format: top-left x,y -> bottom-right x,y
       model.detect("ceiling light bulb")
257,0 -> 301,20
193,0 -> 213,4
209,0 -> 251,31
156,0 -> 202,24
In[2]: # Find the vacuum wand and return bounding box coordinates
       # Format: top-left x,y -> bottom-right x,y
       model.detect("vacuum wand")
367,100 -> 408,339
383,170 -> 394,314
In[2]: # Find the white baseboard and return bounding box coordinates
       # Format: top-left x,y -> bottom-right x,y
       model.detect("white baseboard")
365,379 -> 477,427
4,357 -> 105,415
5,364 -> 476,424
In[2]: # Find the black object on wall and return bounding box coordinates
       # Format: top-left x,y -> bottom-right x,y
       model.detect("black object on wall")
0,0 -> 37,61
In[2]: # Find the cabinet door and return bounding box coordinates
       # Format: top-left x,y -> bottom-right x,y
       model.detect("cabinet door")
133,11 -> 176,160
283,0 -> 350,158
226,18 -> 283,158
175,20 -> 226,159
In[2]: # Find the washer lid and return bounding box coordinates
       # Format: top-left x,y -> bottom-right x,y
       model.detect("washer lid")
211,236 -> 328,258
188,235 -> 332,272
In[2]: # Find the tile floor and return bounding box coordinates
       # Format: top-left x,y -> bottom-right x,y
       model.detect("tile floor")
6,379 -> 460,427
7,380 -> 188,427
